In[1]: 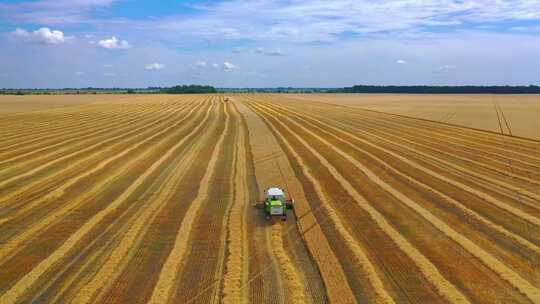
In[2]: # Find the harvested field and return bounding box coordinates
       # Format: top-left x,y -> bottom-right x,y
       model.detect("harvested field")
0,95 -> 128,114
288,94 -> 540,140
0,94 -> 539,303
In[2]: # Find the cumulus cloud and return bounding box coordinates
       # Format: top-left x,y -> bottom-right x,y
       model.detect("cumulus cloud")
98,36 -> 131,49
14,28 -> 29,37
195,60 -> 207,68
194,60 -> 238,70
223,61 -> 238,69
14,27 -> 68,44
396,59 -> 407,64
145,63 -> 165,70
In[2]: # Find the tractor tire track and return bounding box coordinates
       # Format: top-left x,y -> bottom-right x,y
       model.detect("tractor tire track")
497,101 -> 514,137
493,99 -> 506,135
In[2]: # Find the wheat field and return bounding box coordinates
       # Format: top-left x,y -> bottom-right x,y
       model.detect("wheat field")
1,94 -> 539,303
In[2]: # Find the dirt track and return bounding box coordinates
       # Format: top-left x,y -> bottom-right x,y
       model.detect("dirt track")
0,94 -> 539,303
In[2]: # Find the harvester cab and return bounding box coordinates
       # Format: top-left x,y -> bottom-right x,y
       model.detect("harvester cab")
256,187 -> 294,221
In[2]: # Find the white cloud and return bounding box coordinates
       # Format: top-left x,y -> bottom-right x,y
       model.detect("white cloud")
14,28 -> 29,38
232,47 -> 245,53
2,29 -> 540,88
4,1 -> 540,45
1,0 -> 118,24
98,36 -> 131,49
27,0 -> 115,10
223,61 -> 238,69
103,72 -> 116,77
254,48 -> 285,56
510,26 -> 540,32
435,65 -> 457,73
396,59 -> 407,64
147,1 -> 540,44
145,63 -> 165,70
14,27 -> 68,45
195,60 -> 207,68
75,71 -> 85,76
103,64 -> 113,68
212,63 -> 220,69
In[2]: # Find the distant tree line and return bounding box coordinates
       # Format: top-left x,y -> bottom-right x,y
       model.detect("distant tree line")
0,87 -> 166,95
330,85 -> 540,94
3,84 -> 540,95
163,85 -> 217,94
219,87 -> 332,93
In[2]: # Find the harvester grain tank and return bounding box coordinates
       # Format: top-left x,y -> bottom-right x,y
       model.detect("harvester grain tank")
256,187 -> 294,221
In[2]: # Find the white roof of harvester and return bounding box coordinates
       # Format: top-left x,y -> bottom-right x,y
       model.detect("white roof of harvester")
267,187 -> 284,196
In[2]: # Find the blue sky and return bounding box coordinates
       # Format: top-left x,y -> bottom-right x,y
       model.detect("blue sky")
1,0 -> 540,88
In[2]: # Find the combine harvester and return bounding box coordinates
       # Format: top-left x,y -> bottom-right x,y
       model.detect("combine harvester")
255,187 -> 294,221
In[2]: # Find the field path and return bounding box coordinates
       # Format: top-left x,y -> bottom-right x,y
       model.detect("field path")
237,99 -> 352,303
222,104 -> 250,303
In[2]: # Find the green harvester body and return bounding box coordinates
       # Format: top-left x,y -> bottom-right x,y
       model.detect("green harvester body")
260,187 -> 294,221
